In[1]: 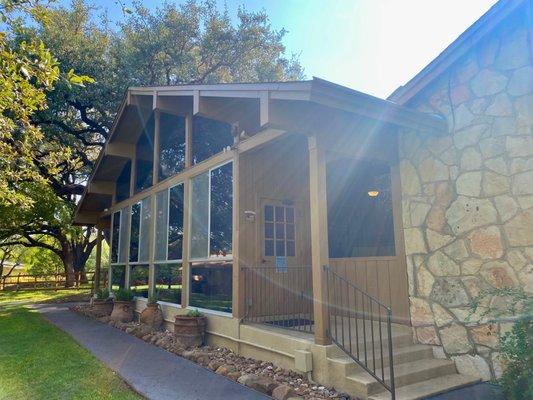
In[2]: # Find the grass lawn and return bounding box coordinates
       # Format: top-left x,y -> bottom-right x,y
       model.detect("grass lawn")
0,289 -> 91,305
0,306 -> 141,400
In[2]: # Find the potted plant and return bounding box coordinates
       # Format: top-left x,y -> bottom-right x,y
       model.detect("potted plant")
174,309 -> 207,348
110,288 -> 135,322
91,288 -> 113,316
140,293 -> 164,330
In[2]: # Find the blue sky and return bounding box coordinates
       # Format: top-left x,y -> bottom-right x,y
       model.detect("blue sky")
74,0 -> 497,98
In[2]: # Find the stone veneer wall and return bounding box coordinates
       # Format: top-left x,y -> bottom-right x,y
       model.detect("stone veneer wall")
398,12 -> 532,380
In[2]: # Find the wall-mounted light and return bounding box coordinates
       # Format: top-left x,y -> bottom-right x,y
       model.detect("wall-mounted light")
192,274 -> 203,282
367,190 -> 379,197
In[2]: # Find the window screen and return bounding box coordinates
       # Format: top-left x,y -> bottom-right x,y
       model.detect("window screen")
135,115 -> 154,193
111,264 -> 126,291
130,264 -> 149,298
118,206 -> 129,263
190,261 -> 232,313
168,184 -> 184,260
159,113 -> 186,181
116,161 -> 131,203
192,116 -> 233,165
111,211 -> 121,263
155,189 -> 169,261
139,197 -> 151,262
155,263 -> 182,304
264,205 -> 295,258
129,202 -> 141,263
327,158 -> 395,257
190,162 -> 233,260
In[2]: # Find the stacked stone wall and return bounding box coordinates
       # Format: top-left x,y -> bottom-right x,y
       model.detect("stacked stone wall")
399,13 -> 532,380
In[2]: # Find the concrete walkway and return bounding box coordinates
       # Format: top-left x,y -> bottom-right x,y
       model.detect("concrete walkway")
35,304 -> 269,400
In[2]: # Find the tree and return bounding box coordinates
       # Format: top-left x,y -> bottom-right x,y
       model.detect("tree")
1,0 -> 303,286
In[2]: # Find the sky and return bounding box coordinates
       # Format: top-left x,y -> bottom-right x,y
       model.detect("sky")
71,0 -> 498,99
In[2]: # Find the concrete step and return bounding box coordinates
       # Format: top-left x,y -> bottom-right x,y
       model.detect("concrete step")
327,344 -> 433,375
368,374 -> 481,400
345,358 -> 457,396
326,332 -> 415,359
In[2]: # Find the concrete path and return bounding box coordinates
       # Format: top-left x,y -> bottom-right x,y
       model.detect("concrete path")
35,304 -> 269,400
427,382 -> 504,400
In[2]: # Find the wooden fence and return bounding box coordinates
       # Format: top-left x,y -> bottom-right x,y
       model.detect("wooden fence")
0,270 -> 108,291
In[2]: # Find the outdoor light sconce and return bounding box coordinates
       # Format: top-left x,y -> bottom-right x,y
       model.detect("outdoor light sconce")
367,190 -> 379,197
244,210 -> 256,222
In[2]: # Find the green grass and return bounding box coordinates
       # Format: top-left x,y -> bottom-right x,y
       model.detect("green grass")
0,289 -> 91,304
0,306 -> 141,400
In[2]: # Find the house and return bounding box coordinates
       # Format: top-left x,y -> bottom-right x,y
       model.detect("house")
75,0 -> 532,398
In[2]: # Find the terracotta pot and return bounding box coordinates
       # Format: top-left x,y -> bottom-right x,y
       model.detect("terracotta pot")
140,303 -> 164,330
110,300 -> 134,322
91,299 -> 113,317
174,315 -> 207,348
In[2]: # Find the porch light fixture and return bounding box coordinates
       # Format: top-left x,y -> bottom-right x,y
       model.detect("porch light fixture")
367,190 -> 379,197
192,274 -> 203,282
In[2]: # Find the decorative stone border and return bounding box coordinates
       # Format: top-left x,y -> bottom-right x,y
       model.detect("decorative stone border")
71,304 -> 353,400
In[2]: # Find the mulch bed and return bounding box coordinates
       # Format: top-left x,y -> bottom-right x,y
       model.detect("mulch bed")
71,304 -> 354,400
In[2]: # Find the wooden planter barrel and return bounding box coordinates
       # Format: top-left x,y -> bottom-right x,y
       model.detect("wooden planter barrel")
91,299 -> 113,317
140,303 -> 164,330
174,315 -> 207,348
110,300 -> 134,322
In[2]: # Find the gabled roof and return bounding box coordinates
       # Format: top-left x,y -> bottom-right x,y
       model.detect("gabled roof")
75,77 -> 446,225
389,0 -> 527,104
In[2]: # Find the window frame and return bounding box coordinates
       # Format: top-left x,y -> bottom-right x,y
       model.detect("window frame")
263,203 -> 296,259
189,160 -> 233,263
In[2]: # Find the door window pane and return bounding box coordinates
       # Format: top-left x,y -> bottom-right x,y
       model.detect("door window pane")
209,163 -> 233,257
118,207 -> 129,264
155,263 -> 182,304
192,116 -> 233,165
155,189 -> 169,261
159,113 -> 186,180
135,115 -> 154,193
111,211 -> 120,263
327,158 -> 396,257
129,202 -> 141,263
168,184 -> 184,260
263,204 -> 295,258
190,261 -> 232,313
139,197 -> 151,262
190,172 -> 209,259
130,264 -> 149,298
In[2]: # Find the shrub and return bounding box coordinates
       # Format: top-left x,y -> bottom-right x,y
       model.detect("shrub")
147,293 -> 158,305
186,309 -> 203,317
95,288 -> 110,300
114,288 -> 134,302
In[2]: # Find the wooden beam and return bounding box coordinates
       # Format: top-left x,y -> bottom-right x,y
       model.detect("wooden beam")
94,229 -> 102,292
231,150 -> 242,319
152,110 -> 160,185
88,181 -> 115,196
105,142 -> 135,159
181,179 -> 191,308
73,211 -> 100,225
237,128 -> 286,153
308,135 -> 331,346
185,114 -> 192,168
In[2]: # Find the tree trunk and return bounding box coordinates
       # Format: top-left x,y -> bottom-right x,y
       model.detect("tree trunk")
62,250 -> 76,287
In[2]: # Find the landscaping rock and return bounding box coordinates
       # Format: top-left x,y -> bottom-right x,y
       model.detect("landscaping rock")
215,364 -> 236,376
227,371 -> 242,381
272,384 -> 297,400
237,374 -> 278,395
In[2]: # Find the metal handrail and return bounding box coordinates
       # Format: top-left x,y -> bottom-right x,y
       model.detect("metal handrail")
324,265 -> 396,400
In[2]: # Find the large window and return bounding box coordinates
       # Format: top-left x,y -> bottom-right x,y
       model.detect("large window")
116,161 -> 131,203
159,113 -> 186,181
327,158 -> 396,258
154,263 -> 182,304
154,183 -> 184,262
192,116 -> 233,165
190,162 -> 233,260
135,115 -> 154,193
111,265 -> 126,291
190,261 -> 232,313
129,198 -> 151,264
111,207 -> 129,265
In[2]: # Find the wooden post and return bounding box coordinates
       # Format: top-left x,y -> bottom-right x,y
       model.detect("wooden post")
181,179 -> 191,308
308,135 -> 331,346
231,151 -> 242,319
94,228 -> 103,293
152,109 -> 160,186
148,195 -> 156,299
